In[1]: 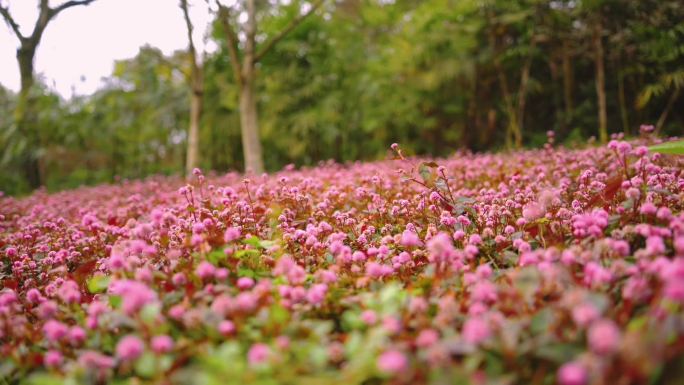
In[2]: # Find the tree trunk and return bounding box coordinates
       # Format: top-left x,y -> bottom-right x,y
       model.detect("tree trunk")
549,56 -> 564,132
239,0 -> 264,174
180,0 -> 203,177
593,21 -> 608,143
655,87 -> 680,135
239,77 -> 264,174
515,46 -> 534,148
185,87 -> 202,175
16,46 -> 42,189
561,41 -> 573,121
617,65 -> 630,135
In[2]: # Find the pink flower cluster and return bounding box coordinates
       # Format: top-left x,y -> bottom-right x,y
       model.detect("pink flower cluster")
0,137 -> 683,384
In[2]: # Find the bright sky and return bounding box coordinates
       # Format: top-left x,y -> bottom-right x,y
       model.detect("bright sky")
0,0 -> 213,98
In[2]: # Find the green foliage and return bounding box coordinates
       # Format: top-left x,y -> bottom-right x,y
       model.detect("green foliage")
87,275 -> 111,294
649,140 -> 684,155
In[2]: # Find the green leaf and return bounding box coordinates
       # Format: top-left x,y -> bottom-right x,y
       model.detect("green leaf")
207,248 -> 226,265
140,303 -> 160,323
418,163 -> 433,184
242,236 -> 276,249
530,308 -> 554,335
243,236 -> 262,248
237,267 -> 256,278
134,351 -> 157,378
108,295 -> 122,309
648,140 -> 684,155
268,304 -> 289,325
87,275 -> 111,294
234,249 -> 260,259
24,373 -> 65,385
535,343 -> 583,364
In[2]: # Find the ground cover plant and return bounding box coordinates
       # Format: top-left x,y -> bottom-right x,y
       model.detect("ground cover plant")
1,130 -> 684,384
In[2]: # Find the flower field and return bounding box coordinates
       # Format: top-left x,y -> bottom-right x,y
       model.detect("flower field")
1,138 -> 684,384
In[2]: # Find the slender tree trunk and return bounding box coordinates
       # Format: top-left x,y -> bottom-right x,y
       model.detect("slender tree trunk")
186,87 -> 202,175
496,68 -> 518,150
617,65 -> 630,135
593,21 -> 608,143
549,56 -> 564,132
16,46 -> 42,189
561,41 -> 573,121
239,0 -> 264,174
180,0 -> 203,176
515,45 -> 534,148
239,77 -> 264,173
217,0 -> 321,174
655,88 -> 680,135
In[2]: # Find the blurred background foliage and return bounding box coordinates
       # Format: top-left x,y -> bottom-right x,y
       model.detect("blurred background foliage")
1,0 -> 683,195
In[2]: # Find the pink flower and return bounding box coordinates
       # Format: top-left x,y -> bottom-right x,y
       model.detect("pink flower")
237,277 -> 255,290
522,202 -> 544,222
44,350 -> 63,367
409,297 -> 428,313
247,343 -> 271,366
640,202 -> 657,216
317,270 -> 337,283
427,232 -> 456,264
36,301 -> 57,319
116,335 -> 144,362
361,310 -> 378,325
382,316 -> 401,334
68,326 -> 87,346
306,284 -> 328,305
57,280 -> 81,304
224,227 -> 241,243
151,335 -> 174,354
219,320 -> 236,335
664,279 -> 684,304
216,268 -> 229,280
26,288 -> 43,304
571,303 -> 599,328
377,349 -> 408,373
400,229 -> 422,247
640,124 -> 655,133
674,237 -> 684,256
172,272 -> 187,286
196,261 -> 216,281
276,336 -> 290,350
235,292 -> 257,313
588,319 -> 621,355
43,320 -> 68,343
468,234 -> 483,245
365,262 -> 391,279
646,236 -> 666,255
416,329 -> 439,348
109,280 -> 157,316
558,361 -> 587,385
78,350 -> 114,370
462,317 -> 490,345
286,265 -> 307,285
5,247 -> 17,258
470,281 -> 498,304
168,304 -> 186,320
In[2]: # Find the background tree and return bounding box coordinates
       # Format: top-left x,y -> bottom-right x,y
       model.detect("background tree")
0,0 -> 96,188
180,0 -> 204,176
216,0 -> 325,173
